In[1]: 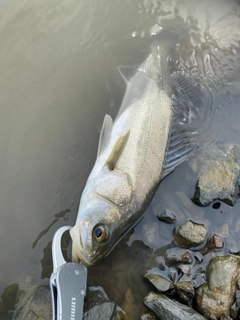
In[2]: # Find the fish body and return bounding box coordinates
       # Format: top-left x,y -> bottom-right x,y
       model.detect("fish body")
70,44 -> 195,266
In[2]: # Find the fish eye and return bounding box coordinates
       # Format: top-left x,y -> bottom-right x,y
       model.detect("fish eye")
93,225 -> 109,243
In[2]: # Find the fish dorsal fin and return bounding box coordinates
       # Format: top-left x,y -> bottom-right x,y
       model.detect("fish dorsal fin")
162,73 -> 216,179
97,114 -> 113,157
118,65 -> 140,84
105,130 -> 130,170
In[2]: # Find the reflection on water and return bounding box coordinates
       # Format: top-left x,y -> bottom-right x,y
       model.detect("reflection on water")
0,0 -> 240,318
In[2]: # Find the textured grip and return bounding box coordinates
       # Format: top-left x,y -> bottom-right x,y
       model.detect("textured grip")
56,262 -> 87,320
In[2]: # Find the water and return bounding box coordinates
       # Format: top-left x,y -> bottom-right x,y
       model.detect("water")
0,0 -> 240,318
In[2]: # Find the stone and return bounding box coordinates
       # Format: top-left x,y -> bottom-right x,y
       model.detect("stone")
155,209 -> 177,224
220,314 -> 232,320
195,254 -> 240,318
192,143 -> 240,207
83,287 -> 117,320
229,248 -> 239,254
175,280 -> 195,305
13,279 -> 51,320
235,290 -> 240,306
230,301 -> 239,319
192,274 -> 207,289
165,248 -> 193,266
169,268 -> 178,284
178,264 -> 192,275
144,292 -> 207,320
195,252 -> 204,263
173,221 -> 207,248
144,268 -> 174,292
206,234 -> 224,249
83,302 -> 116,320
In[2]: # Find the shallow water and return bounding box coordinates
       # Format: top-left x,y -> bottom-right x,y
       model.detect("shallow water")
0,0 -> 240,318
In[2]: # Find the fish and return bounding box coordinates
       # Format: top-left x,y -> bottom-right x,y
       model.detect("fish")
70,41 -> 211,266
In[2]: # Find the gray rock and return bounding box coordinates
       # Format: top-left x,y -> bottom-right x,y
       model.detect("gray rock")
175,280 -> 195,305
156,209 -> 177,224
220,314 -> 232,320
195,254 -> 240,318
165,248 -> 193,266
192,143 -> 240,207
178,264 -> 192,275
192,274 -> 207,289
229,248 -> 239,255
173,221 -> 207,248
83,287 -> 117,320
13,278 -> 51,320
169,268 -> 178,284
235,290 -> 240,307
84,302 -> 116,320
230,301 -> 239,319
145,268 -> 174,292
206,234 -> 224,249
144,292 -> 207,320
195,252 -> 204,263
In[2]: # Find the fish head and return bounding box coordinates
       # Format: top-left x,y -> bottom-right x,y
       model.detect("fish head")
70,195 -> 124,266
70,170 -> 135,266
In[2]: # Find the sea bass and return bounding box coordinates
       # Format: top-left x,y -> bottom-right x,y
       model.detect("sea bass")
70,43 -> 202,266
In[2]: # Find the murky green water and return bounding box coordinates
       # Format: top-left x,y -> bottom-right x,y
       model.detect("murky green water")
0,0 -> 240,319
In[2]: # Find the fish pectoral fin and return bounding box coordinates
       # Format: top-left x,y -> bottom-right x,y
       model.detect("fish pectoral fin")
105,130 -> 130,170
118,65 -> 140,84
97,114 -> 113,157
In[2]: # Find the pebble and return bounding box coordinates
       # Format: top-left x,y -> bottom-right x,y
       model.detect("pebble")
173,221 -> 207,248
144,292 -> 207,320
156,209 -> 177,224
165,249 -> 193,266
191,143 -> 240,207
145,268 -> 174,292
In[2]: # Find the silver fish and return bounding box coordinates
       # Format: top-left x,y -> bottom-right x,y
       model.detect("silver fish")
70,43 -> 203,266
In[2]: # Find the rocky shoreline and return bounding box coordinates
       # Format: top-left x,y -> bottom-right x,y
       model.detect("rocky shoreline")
2,142 -> 240,320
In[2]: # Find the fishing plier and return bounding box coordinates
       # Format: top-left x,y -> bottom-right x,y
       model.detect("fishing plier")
50,226 -> 87,320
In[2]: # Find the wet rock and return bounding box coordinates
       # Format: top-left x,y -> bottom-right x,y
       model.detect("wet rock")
235,290 -> 240,306
169,268 -> 178,284
144,292 -> 207,320
195,254 -> 240,318
229,248 -> 239,255
173,221 -> 207,248
220,314 -> 232,320
145,268 -> 174,292
84,287 -> 117,320
13,278 -> 51,320
0,284 -> 22,320
175,280 -> 195,305
155,209 -> 177,224
192,274 -> 207,289
206,234 -> 224,250
84,302 -> 116,320
192,143 -> 240,207
178,264 -> 192,275
165,248 -> 193,266
230,301 -> 239,319
195,252 -> 204,263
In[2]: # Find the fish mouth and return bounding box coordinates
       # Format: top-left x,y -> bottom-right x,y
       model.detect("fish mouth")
72,241 -> 93,267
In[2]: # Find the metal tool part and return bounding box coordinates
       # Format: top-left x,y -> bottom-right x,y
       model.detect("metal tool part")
50,226 -> 87,320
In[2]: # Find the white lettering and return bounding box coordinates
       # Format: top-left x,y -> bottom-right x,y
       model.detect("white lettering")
70,297 -> 76,319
